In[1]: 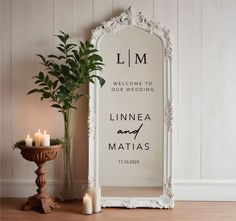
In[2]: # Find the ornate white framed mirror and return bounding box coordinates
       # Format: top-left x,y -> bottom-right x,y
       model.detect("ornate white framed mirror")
88,6 -> 174,209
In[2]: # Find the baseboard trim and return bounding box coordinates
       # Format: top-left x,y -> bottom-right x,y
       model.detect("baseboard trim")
0,179 -> 87,198
174,179 -> 236,201
1,179 -> 236,201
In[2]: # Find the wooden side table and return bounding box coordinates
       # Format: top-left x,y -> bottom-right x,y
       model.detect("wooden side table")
20,145 -> 61,214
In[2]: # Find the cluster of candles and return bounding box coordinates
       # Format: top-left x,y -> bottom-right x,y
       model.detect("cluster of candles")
25,129 -> 50,147
25,130 -> 101,215
82,186 -> 101,215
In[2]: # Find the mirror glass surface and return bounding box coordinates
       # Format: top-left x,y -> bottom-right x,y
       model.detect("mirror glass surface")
98,27 -> 164,197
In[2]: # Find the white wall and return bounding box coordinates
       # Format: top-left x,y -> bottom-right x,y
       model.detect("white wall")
1,0 -> 236,200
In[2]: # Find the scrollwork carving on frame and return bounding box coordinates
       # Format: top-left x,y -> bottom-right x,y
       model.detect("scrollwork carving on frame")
90,6 -> 174,209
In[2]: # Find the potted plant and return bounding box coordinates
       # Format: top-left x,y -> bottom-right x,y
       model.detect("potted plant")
28,31 -> 105,200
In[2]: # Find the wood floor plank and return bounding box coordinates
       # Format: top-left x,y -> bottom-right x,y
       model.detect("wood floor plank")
1,198 -> 236,221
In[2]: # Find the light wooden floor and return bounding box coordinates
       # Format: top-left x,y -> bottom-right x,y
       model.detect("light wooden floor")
1,198 -> 236,221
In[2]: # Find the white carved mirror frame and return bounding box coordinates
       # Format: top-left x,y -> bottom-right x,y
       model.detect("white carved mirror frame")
88,6 -> 174,209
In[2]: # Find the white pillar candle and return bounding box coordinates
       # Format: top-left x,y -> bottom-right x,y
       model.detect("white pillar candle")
82,193 -> 93,215
93,185 -> 101,213
42,130 -> 50,146
34,129 -> 42,146
25,134 -> 33,147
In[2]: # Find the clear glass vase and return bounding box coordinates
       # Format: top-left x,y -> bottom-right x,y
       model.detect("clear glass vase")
60,111 -> 74,201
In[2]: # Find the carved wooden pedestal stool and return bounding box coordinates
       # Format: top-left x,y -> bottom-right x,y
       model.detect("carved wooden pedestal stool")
20,146 -> 61,214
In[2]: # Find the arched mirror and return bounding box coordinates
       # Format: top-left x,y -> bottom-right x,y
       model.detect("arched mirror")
89,7 -> 174,209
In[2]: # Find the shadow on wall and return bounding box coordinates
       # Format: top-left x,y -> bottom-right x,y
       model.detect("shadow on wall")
113,9 -> 125,17
68,30 -> 90,181
71,83 -> 89,181
1,33 -> 91,183
71,28 -> 92,42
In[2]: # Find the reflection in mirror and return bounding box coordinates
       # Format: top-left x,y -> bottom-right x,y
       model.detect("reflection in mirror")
89,6 -> 174,209
99,27 -> 163,199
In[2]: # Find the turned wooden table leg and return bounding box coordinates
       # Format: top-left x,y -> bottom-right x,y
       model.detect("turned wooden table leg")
21,162 -> 60,214
20,146 -> 61,214
35,163 -> 47,197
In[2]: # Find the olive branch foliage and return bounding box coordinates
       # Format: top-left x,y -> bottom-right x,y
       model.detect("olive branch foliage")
28,31 -> 105,113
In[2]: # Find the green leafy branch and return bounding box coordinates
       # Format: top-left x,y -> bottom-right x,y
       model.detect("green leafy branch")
28,31 -> 105,113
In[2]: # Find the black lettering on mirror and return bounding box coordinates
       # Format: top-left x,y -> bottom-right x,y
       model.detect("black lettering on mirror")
117,123 -> 143,140
116,53 -> 125,64
135,53 -> 147,64
116,50 -> 147,67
